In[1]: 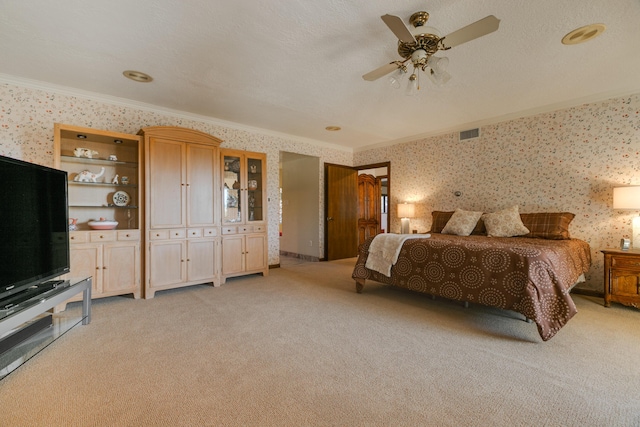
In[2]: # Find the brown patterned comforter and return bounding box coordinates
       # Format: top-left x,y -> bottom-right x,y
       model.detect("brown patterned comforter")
352,234 -> 591,341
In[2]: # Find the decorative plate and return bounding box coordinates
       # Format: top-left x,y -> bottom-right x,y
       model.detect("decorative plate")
112,190 -> 130,206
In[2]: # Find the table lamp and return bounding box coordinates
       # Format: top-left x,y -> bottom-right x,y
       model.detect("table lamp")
398,203 -> 415,234
613,186 -> 640,248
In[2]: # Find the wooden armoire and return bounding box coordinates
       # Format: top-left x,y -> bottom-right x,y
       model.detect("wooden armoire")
357,174 -> 381,245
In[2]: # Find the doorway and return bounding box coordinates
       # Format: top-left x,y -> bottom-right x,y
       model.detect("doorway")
324,162 -> 390,260
280,152 -> 320,261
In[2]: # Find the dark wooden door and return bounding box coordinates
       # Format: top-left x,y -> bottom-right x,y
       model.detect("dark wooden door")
325,164 -> 358,260
357,174 -> 380,245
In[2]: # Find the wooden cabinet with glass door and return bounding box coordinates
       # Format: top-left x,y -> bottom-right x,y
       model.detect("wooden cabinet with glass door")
220,149 -> 268,283
54,123 -> 142,301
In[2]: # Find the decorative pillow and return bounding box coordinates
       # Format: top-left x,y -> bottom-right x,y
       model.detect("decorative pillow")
430,211 -> 486,235
430,211 -> 454,233
520,212 -> 575,240
482,205 -> 530,237
441,208 -> 484,236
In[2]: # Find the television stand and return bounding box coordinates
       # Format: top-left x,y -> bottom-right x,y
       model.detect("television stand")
0,277 -> 91,380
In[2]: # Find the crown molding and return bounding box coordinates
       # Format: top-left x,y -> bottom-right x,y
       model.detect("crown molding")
0,73 -> 352,154
354,87 -> 640,153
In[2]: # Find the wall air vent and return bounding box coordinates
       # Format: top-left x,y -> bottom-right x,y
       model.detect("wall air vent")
459,128 -> 480,141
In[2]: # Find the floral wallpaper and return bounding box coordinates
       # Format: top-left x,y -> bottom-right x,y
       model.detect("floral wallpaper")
2,80 -> 640,292
355,93 -> 640,292
0,82 -> 352,266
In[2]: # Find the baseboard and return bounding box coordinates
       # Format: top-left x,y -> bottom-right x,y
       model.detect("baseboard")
571,287 -> 604,298
279,251 -> 320,262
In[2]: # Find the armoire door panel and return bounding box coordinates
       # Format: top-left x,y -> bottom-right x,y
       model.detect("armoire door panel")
149,138 -> 185,228
187,144 -> 217,227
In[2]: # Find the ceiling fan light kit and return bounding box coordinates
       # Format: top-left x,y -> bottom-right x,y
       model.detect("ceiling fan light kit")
364,11 -> 500,95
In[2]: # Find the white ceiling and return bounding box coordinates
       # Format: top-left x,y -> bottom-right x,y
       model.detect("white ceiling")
1,0 -> 639,151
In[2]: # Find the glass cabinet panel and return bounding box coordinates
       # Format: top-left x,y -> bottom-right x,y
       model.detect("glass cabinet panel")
247,156 -> 263,222
222,155 -> 242,223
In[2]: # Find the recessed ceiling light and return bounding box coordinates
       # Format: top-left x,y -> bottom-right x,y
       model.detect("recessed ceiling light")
113,139 -> 123,144
123,70 -> 153,83
562,23 -> 606,45
76,134 -> 87,139
325,126 -> 341,131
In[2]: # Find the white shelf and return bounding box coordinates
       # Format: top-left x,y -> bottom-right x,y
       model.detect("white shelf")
61,155 -> 137,167
68,182 -> 138,188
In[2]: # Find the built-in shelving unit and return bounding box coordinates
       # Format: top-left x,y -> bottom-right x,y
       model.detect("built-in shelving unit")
54,124 -> 143,300
54,127 -> 142,231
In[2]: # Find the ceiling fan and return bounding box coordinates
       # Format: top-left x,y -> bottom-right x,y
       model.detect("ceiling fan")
363,11 -> 500,94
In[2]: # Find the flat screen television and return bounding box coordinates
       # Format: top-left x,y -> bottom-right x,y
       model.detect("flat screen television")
0,155 -> 70,301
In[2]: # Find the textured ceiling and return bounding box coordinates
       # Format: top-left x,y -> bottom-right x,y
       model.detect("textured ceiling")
1,0 -> 639,151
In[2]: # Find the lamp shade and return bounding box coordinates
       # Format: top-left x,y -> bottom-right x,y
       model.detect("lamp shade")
613,186 -> 640,209
397,203 -> 415,218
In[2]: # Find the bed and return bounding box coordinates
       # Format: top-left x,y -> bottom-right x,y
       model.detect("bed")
351,208 -> 592,341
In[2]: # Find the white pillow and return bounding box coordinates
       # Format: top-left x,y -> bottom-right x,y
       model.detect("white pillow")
441,208 -> 483,236
482,205 -> 530,237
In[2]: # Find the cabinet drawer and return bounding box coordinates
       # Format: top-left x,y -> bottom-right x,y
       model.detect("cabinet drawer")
222,226 -> 237,235
236,225 -> 266,233
90,231 -> 116,242
611,256 -> 640,270
117,230 -> 140,241
149,229 -> 188,240
203,227 -> 218,237
170,229 -> 186,239
187,228 -> 203,238
69,232 -> 89,244
149,230 -> 170,240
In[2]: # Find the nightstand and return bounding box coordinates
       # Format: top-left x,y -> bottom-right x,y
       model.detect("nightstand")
601,248 -> 640,309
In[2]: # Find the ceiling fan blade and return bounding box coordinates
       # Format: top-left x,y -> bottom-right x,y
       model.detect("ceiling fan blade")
362,63 -> 400,81
440,15 -> 500,49
381,14 -> 416,44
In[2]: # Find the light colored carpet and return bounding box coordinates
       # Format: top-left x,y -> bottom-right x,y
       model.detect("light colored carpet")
1,257 -> 639,426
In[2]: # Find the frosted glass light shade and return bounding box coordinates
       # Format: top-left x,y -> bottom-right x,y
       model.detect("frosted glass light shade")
613,186 -> 640,209
387,68 -> 404,89
397,203 -> 415,218
405,75 -> 418,96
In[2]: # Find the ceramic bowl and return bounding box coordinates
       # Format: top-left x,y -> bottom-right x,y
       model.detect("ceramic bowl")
88,220 -> 118,230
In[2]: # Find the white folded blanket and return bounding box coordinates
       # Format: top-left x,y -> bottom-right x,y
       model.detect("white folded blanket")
365,234 -> 429,277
